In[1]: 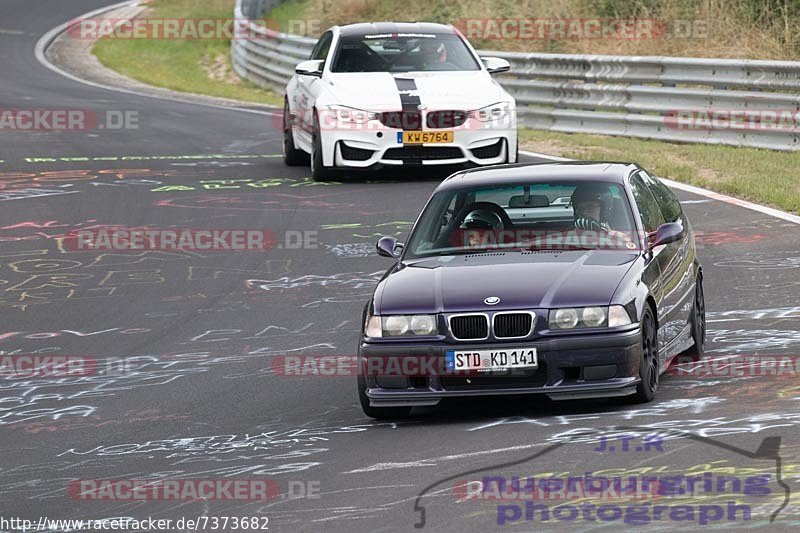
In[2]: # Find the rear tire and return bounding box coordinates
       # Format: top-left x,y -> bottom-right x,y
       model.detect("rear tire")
357,375 -> 412,419
629,307 -> 659,403
282,101 -> 308,166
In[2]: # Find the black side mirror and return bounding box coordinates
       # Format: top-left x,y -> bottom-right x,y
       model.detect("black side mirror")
376,236 -> 403,259
649,222 -> 684,248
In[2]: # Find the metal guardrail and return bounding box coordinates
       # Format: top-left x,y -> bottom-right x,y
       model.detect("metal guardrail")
233,0 -> 800,150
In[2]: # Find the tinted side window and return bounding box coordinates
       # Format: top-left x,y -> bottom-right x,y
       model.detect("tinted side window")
639,171 -> 683,223
310,31 -> 333,61
630,174 -> 665,233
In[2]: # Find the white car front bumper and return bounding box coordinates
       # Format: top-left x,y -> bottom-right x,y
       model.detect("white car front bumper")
319,117 -> 517,168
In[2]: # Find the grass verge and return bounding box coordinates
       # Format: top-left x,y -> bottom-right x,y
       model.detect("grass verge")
92,0 -> 281,106
520,129 -> 800,215
280,0 -> 800,60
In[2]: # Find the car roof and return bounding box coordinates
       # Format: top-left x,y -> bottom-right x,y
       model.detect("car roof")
336,22 -> 456,37
435,161 -> 640,192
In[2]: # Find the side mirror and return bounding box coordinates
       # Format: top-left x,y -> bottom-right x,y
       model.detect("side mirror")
295,59 -> 323,77
482,57 -> 510,74
649,222 -> 684,248
376,236 -> 403,259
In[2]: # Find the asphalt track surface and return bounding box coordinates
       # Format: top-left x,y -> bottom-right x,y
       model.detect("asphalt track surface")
2,2 -> 800,532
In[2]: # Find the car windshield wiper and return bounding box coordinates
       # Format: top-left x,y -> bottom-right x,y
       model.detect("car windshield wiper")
526,244 -> 597,252
417,248 -> 505,258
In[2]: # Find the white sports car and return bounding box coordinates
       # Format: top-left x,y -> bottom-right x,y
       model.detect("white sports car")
283,22 -> 518,179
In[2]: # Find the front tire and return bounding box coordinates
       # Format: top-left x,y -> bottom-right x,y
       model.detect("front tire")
282,100 -> 308,166
688,277 -> 706,357
357,375 -> 412,419
310,112 -> 334,180
629,307 -> 659,403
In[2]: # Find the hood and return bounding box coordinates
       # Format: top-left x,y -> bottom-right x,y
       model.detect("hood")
374,250 -> 638,315
324,71 -> 507,110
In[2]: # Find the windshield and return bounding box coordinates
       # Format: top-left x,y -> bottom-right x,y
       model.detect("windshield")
330,32 -> 481,73
404,180 -> 640,259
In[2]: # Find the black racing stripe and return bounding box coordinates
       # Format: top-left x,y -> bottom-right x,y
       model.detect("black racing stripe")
393,77 -> 423,165
394,78 -> 416,92
394,77 -> 422,131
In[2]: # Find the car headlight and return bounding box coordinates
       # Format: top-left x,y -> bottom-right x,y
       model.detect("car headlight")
552,308 -> 579,329
364,314 -> 438,337
582,307 -> 606,327
471,102 -> 510,122
409,315 -> 437,335
326,105 -> 379,124
549,306 -> 631,329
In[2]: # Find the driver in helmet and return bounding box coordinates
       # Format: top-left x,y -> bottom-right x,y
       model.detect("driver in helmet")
460,208 -> 503,248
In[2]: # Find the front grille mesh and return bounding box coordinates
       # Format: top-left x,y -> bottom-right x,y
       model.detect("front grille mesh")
450,315 -> 488,340
494,313 -> 533,338
383,146 -> 463,161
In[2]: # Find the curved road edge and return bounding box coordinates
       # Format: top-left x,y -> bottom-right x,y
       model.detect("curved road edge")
35,0 -> 279,117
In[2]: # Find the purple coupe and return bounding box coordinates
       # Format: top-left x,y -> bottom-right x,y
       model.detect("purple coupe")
357,162 -> 705,418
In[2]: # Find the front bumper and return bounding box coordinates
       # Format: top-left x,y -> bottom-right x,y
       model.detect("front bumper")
321,120 -> 517,168
359,328 -> 642,407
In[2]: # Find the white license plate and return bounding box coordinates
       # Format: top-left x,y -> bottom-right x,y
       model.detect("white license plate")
445,348 -> 537,372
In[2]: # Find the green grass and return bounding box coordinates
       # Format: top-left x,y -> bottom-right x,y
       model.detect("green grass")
93,0 -> 281,106
520,129 -> 800,214
268,0 -> 316,33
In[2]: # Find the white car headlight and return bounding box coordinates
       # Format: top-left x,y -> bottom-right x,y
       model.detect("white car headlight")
326,105 -> 379,124
472,102 -> 510,122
